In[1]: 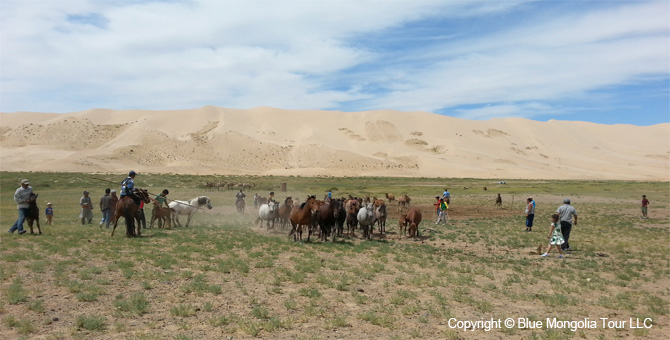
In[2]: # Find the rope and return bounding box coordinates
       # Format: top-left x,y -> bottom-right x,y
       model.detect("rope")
85,175 -> 207,210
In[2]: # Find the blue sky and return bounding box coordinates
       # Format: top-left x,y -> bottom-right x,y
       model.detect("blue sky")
1,0 -> 668,125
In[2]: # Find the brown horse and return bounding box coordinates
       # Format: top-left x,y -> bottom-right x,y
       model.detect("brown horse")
289,196 -> 320,242
26,193 -> 42,235
236,198 -> 246,214
495,194 -> 502,209
111,189 -> 150,238
150,203 -> 172,228
345,198 -> 360,237
277,197 -> 293,230
316,198 -> 342,242
397,194 -> 411,212
404,207 -> 422,239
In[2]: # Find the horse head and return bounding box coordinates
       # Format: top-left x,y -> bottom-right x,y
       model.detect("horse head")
376,204 -> 386,217
198,196 -> 212,209
29,193 -> 38,203
332,199 -> 342,218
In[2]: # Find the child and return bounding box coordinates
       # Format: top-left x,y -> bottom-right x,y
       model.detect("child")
541,214 -> 564,258
45,202 -> 54,225
436,198 -> 448,224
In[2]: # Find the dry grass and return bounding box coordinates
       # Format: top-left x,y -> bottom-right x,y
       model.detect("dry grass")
1,172 -> 669,339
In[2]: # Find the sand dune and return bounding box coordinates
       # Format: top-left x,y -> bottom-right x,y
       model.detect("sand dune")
1,106 -> 668,180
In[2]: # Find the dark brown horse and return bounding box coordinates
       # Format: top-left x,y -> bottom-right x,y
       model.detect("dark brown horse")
345,198 -> 360,237
289,196 -> 320,242
111,189 -> 150,238
236,198 -> 246,214
316,198 -> 342,242
277,197 -> 294,230
375,204 -> 387,234
26,193 -> 42,235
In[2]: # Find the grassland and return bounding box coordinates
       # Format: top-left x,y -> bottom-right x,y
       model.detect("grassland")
1,171 -> 668,339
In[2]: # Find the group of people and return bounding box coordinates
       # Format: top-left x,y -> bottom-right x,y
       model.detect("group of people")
433,188 -> 450,225
537,195 -> 651,258
8,171 -> 174,234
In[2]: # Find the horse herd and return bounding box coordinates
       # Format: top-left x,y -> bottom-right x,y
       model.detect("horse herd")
21,187 -> 424,241
255,194 -> 422,242
204,181 -> 254,191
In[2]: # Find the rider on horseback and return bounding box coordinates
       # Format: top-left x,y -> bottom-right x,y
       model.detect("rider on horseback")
236,189 -> 246,204
121,170 -> 141,207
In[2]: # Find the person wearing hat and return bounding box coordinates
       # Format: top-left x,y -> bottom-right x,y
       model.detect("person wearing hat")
45,202 -> 54,226
556,198 -> 578,251
121,170 -> 140,207
80,190 -> 94,225
9,179 -> 33,234
99,188 -> 113,228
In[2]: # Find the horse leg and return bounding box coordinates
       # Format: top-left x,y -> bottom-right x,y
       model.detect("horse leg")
35,218 -> 42,235
185,213 -> 192,228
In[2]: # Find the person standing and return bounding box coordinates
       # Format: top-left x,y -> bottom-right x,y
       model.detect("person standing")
540,214 -> 564,258
556,198 -> 578,251
436,198 -> 448,224
9,179 -> 32,234
45,202 -> 54,226
138,200 -> 146,229
253,193 -> 259,209
641,195 -> 650,219
100,188 -> 113,228
525,197 -> 535,232
110,190 -> 119,224
80,191 -> 93,225
433,196 -> 441,219
154,189 -> 170,208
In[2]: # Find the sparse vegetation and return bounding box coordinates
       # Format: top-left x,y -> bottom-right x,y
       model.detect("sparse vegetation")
0,171 -> 668,339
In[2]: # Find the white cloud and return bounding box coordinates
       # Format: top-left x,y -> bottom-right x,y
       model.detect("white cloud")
0,0 -> 667,124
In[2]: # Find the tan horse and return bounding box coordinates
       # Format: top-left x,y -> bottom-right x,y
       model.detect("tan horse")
289,196 -> 320,242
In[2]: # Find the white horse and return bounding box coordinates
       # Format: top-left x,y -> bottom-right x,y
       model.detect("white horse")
257,202 -> 279,232
169,196 -> 212,227
357,202 -> 376,241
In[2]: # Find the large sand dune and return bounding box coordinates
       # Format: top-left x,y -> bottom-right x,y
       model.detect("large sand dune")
1,106 -> 668,180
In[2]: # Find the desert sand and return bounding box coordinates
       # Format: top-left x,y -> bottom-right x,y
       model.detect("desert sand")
1,106 -> 668,180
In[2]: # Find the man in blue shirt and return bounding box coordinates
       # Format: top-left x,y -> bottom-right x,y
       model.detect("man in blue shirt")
121,170 -> 140,206
442,188 -> 451,205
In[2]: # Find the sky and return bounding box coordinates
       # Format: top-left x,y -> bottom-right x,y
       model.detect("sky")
1,0 -> 668,126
